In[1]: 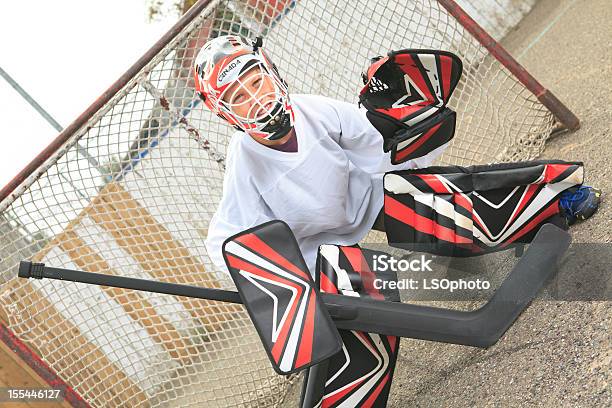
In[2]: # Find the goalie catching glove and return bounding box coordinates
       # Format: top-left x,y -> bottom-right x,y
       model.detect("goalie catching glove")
359,49 -> 462,164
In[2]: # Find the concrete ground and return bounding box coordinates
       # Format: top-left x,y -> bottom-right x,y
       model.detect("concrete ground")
284,0 -> 611,406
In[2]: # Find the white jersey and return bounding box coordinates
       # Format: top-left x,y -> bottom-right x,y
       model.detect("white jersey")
205,94 -> 447,275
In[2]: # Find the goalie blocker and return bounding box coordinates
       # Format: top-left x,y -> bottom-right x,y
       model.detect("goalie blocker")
359,49 -> 462,164
222,221 -> 342,375
383,160 -> 584,256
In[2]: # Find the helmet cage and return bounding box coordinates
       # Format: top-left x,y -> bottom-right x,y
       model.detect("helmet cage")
216,56 -> 292,140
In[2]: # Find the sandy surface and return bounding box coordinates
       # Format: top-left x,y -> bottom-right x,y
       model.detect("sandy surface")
283,0 -> 611,406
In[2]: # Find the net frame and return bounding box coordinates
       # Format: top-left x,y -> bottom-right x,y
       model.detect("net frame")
0,1 -> 578,407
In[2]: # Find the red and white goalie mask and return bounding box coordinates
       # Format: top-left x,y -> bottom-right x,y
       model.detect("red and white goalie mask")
193,35 -> 294,141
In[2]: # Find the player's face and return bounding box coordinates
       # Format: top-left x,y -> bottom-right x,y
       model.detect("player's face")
221,66 -> 276,121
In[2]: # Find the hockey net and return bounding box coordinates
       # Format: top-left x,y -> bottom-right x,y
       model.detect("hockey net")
0,0 -> 568,406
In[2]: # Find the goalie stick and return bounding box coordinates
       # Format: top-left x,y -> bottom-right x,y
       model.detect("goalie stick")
18,222 -> 569,408
19,222 -> 569,350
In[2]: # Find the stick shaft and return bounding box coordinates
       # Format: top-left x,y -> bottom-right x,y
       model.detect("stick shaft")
19,261 -> 243,304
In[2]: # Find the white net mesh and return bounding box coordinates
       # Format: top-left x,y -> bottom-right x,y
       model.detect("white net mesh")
0,0 -> 560,406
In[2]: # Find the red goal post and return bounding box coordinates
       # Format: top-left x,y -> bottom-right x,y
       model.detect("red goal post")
0,1 -> 578,407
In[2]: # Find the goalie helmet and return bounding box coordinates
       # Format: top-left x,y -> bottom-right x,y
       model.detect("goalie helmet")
193,35 -> 294,141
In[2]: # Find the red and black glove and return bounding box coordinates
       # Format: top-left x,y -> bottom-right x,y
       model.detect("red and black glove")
359,49 -> 462,164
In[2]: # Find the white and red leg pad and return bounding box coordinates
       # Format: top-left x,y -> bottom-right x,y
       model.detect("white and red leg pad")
314,244 -> 400,407
384,160 -> 584,256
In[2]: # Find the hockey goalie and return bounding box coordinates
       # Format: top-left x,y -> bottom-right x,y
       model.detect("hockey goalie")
194,35 -> 601,273
188,35 -> 601,407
